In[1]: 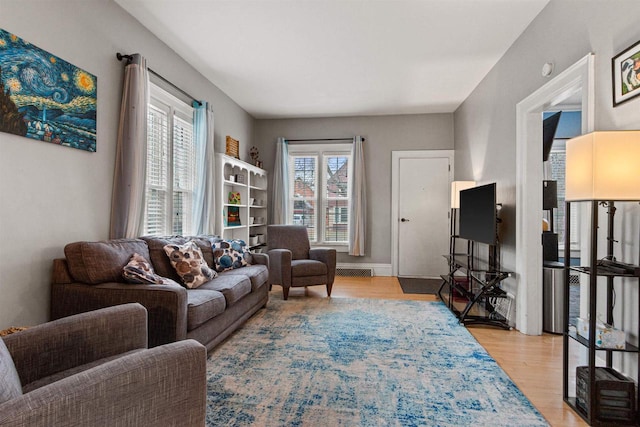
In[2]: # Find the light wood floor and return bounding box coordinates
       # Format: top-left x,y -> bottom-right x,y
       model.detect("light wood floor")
270,276 -> 587,427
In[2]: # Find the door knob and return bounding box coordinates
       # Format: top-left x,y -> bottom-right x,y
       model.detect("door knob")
401,218 -> 410,222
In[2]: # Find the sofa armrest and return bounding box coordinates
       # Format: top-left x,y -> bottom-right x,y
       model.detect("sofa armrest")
250,252 -> 269,268
51,258 -> 72,284
4,303 -> 147,387
309,248 -> 337,285
267,249 -> 292,287
51,282 -> 188,348
0,340 -> 207,427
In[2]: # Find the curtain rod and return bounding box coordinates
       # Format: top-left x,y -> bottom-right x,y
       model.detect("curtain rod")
116,53 -> 202,106
286,137 -> 364,142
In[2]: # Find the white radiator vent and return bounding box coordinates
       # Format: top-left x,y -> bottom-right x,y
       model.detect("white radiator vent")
336,268 -> 373,277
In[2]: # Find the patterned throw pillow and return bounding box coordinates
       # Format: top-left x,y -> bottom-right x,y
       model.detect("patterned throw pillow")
122,253 -> 175,285
0,338 -> 22,404
163,241 -> 217,288
212,239 -> 251,272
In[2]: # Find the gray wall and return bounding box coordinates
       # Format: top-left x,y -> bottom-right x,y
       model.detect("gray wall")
0,0 -> 255,328
254,114 -> 454,264
454,0 -> 640,330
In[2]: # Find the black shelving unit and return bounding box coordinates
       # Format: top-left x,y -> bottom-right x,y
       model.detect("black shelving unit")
562,200 -> 640,426
438,242 -> 513,330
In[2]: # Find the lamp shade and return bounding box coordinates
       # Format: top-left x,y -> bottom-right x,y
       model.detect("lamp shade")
565,131 -> 640,201
451,181 -> 476,208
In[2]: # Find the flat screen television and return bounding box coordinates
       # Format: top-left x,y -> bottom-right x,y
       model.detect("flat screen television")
459,183 -> 497,245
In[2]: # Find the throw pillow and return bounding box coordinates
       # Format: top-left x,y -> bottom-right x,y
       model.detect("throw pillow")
0,338 -> 22,404
122,253 -> 176,285
212,239 -> 251,272
163,241 -> 217,288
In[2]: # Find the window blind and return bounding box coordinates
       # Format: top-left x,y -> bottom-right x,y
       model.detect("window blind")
290,155 -> 318,242
324,154 -> 349,243
143,84 -> 196,236
145,105 -> 169,236
288,144 -> 352,245
172,116 -> 195,235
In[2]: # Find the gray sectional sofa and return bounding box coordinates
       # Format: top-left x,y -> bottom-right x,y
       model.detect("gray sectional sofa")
50,235 -> 269,351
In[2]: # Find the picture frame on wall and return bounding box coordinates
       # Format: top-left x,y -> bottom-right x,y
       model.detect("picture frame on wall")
612,39 -> 640,107
0,28 -> 97,152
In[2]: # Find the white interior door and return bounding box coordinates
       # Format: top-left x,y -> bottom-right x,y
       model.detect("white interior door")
397,156 -> 450,278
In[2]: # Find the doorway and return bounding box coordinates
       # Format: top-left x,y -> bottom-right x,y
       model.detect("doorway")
391,150 -> 453,278
515,54 -> 595,335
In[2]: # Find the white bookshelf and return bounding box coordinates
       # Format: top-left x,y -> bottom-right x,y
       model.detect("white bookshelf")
215,154 -> 268,250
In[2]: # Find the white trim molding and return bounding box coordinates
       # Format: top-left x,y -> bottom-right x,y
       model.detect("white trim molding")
515,53 -> 595,335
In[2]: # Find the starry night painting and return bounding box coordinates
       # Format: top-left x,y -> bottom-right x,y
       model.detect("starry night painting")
0,28 -> 96,152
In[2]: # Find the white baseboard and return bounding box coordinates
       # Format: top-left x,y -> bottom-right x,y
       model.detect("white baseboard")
336,263 -> 393,277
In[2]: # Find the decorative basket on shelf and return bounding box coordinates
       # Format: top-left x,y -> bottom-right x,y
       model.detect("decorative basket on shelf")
226,136 -> 239,159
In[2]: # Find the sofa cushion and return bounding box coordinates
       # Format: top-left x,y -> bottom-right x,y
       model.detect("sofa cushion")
212,239 -> 250,272
65,239 -> 150,285
186,290 -> 226,330
219,265 -> 269,291
21,349 -> 145,394
122,253 -> 175,285
198,275 -> 251,306
291,259 -> 327,277
164,242 -> 217,289
141,236 -> 215,282
0,338 -> 22,404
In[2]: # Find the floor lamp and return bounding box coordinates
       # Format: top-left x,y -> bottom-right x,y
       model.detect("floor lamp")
450,181 -> 476,255
565,130 -> 640,272
566,131 -> 640,202
563,130 -> 640,422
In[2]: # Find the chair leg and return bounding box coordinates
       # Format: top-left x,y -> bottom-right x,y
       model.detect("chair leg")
282,286 -> 289,300
326,283 -> 333,297
269,284 -> 272,291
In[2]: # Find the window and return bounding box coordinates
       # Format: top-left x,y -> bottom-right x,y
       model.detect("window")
143,84 -> 196,236
288,144 -> 352,245
548,140 -> 580,251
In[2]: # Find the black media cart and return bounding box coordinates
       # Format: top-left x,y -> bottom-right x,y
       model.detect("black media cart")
438,237 -> 513,330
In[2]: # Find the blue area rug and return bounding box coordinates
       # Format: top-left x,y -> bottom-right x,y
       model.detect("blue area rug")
206,298 -> 548,426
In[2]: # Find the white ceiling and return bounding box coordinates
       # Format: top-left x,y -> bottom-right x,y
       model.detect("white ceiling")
116,0 -> 549,119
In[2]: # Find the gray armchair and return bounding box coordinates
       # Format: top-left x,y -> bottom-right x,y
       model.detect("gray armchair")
0,303 -> 207,427
267,225 -> 337,300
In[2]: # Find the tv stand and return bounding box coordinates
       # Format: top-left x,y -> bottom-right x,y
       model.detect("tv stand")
438,244 -> 513,330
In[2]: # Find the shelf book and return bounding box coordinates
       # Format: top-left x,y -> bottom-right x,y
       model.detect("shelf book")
226,206 -> 241,226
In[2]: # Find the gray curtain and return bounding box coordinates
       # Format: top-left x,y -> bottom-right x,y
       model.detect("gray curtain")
349,136 -> 366,256
109,54 -> 149,239
271,137 -> 290,224
192,101 -> 215,234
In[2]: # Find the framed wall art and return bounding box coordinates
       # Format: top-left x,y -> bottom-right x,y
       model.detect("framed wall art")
612,39 -> 640,107
228,191 -> 241,205
0,28 -> 97,152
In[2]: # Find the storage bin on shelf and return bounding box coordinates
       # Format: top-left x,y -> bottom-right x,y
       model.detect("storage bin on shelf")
576,318 -> 626,349
576,366 -> 636,424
